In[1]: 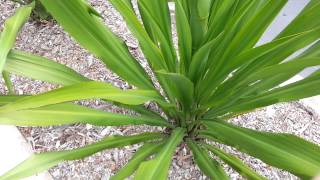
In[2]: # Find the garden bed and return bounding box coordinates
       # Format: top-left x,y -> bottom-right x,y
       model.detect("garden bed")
1,0 -> 319,179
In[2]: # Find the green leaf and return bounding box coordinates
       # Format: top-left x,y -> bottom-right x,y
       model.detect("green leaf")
205,0 -> 266,69
174,0 -> 192,74
123,0 -> 134,10
138,0 -> 176,72
197,0 -> 213,20
220,74 -> 320,115
5,50 -> 89,86
0,133 -> 163,180
196,0 -> 265,98
134,128 -> 185,180
197,0 -> 288,100
204,73 -> 298,118
113,102 -> 164,120
188,0 -> 206,50
223,31 -> 319,74
205,0 -> 239,43
186,139 -> 228,180
297,40 -> 320,58
2,71 -> 14,94
277,0 -> 320,38
40,0 -> 154,90
200,120 -> 320,179
204,28 -> 320,107
202,143 -> 266,180
109,0 -> 169,71
109,0 -> 181,104
225,0 -> 287,57
0,96 -> 24,106
188,34 -> 224,83
138,0 -> 172,46
0,4 -> 33,72
195,0 -> 213,45
0,103 -> 172,127
111,143 -> 163,180
0,81 -> 167,112
240,57 -> 320,85
205,0 -> 267,45
156,70 -> 194,111
178,0 -> 190,20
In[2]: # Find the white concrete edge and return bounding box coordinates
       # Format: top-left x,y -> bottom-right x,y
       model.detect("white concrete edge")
168,2 -> 174,11
283,75 -> 320,116
0,125 -> 53,180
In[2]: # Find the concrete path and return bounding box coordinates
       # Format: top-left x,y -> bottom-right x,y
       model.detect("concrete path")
0,126 -> 52,179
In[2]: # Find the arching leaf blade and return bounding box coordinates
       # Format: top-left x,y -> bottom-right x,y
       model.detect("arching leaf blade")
0,4 -> 33,72
186,139 -> 228,180
156,70 -> 194,112
0,103 -> 172,128
5,50 -> 89,86
0,81 -> 168,112
111,143 -> 164,180
202,143 -> 267,180
174,0 -> 192,74
0,133 -> 163,180
277,0 -> 320,38
138,0 -> 176,72
0,96 -> 25,106
109,0 -> 169,71
134,128 -> 185,180
40,0 -> 154,90
200,120 -> 320,179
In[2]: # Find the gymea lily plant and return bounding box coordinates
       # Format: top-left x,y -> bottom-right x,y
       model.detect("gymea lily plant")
1,0 -> 320,179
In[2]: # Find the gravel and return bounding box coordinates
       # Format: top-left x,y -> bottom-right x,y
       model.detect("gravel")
1,0 -> 319,179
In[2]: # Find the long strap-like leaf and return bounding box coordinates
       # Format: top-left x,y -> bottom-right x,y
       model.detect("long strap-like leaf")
200,120 -> 320,179
111,142 -> 163,180
40,0 -> 154,90
0,4 -> 33,72
0,133 -> 163,180
174,0 -> 192,74
201,143 -> 266,180
156,70 -> 194,112
0,96 -> 24,106
205,56 -> 320,109
215,74 -> 320,116
196,0 -> 271,99
240,57 -> 320,86
138,0 -> 176,72
0,103 -> 172,128
0,81 -> 168,112
108,0 -> 169,71
204,28 -> 320,107
0,4 -> 33,94
186,139 -> 228,180
277,0 -> 320,38
134,128 -> 185,180
5,50 -> 89,86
